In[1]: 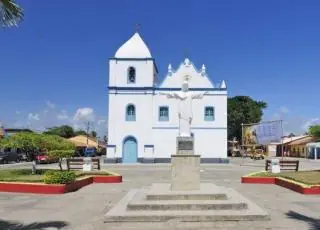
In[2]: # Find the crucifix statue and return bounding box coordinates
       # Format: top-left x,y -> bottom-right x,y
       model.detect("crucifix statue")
159,78 -> 208,137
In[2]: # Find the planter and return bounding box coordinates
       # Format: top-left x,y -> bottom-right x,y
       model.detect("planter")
241,176 -> 275,184
93,175 -> 122,183
0,174 -> 122,194
241,173 -> 320,195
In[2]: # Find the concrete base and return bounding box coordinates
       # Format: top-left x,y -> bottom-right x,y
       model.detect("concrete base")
171,154 -> 200,191
104,158 -> 117,164
141,158 -> 155,163
104,183 -> 270,222
103,158 -> 230,164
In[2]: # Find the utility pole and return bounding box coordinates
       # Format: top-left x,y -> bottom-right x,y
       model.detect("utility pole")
86,121 -> 90,146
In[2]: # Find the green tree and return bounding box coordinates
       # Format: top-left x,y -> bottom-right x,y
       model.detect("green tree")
74,130 -> 87,136
0,0 -> 23,27
228,96 -> 267,141
44,125 -> 75,138
0,132 -> 75,172
0,132 -> 42,173
308,125 -> 320,139
288,133 -> 296,138
39,134 -> 75,171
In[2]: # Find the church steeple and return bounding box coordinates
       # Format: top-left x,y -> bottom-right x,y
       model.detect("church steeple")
114,32 -> 152,58
109,31 -> 157,88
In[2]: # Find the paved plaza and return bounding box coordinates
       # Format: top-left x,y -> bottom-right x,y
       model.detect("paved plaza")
0,158 -> 319,230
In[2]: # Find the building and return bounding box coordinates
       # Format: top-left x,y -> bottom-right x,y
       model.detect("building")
106,32 -> 228,163
306,142 -> 320,160
274,135 -> 317,157
68,135 -> 106,156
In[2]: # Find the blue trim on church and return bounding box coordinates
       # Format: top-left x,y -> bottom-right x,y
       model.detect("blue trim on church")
108,86 -> 227,92
109,57 -> 154,61
109,57 -> 159,73
152,127 -> 227,130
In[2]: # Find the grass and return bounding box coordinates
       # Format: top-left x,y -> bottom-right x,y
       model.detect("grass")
249,170 -> 320,185
0,169 -> 111,183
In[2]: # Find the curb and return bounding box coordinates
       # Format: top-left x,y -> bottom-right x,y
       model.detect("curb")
241,174 -> 320,195
0,174 -> 122,194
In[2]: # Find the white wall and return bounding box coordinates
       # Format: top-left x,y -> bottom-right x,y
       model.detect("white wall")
109,59 -> 155,87
107,57 -> 228,161
153,93 -> 227,128
107,93 -> 153,159
152,128 -> 227,158
160,59 -> 214,88
107,91 -> 227,160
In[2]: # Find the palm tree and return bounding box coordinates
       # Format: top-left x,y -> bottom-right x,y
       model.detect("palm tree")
0,0 -> 23,27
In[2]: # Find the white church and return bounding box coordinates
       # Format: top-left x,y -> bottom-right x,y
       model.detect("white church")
106,32 -> 228,164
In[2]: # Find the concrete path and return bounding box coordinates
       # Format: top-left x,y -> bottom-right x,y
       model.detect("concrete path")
0,159 -> 319,229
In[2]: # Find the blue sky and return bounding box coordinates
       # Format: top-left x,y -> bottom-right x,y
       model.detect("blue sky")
1,0 -> 320,136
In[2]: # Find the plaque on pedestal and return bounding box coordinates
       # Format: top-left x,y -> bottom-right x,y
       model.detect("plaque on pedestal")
176,136 -> 194,155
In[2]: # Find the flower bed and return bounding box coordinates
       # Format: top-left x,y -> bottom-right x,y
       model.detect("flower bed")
241,171 -> 320,195
0,169 -> 122,194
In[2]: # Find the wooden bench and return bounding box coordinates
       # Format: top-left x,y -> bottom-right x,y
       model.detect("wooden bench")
265,159 -> 299,172
66,157 -> 101,171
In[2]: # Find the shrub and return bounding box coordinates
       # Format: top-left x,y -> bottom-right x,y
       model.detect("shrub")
43,170 -> 76,184
47,150 -> 75,171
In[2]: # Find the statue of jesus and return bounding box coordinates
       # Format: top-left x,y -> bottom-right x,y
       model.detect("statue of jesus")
159,80 -> 208,137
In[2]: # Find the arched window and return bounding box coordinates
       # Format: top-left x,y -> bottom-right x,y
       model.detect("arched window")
126,104 -> 136,121
127,67 -> 136,84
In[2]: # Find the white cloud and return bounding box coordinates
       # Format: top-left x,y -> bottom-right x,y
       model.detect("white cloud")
6,104 -> 107,137
279,106 -> 290,114
272,113 -> 281,119
302,118 -> 320,131
97,119 -> 106,125
73,108 -> 95,122
28,113 -> 40,121
46,101 -> 55,109
57,110 -> 69,120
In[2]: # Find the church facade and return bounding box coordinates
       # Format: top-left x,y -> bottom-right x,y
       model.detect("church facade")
106,32 -> 228,163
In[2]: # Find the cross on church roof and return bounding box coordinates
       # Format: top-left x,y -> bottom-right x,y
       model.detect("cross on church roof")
135,23 -> 141,32
184,49 -> 188,58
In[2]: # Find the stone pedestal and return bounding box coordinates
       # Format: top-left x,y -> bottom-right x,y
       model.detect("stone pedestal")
176,136 -> 194,155
171,154 -> 200,191
105,136 -> 270,222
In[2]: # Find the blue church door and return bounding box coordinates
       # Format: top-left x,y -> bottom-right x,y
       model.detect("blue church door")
123,137 -> 137,163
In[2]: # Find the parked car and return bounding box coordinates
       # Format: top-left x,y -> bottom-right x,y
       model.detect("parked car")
17,152 -> 29,161
0,152 -> 20,164
84,147 -> 97,157
35,154 -> 58,164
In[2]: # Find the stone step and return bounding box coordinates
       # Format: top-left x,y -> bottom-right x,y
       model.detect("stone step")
146,193 -> 227,201
105,188 -> 270,222
105,211 -> 270,222
127,200 -> 248,211
146,183 -> 228,200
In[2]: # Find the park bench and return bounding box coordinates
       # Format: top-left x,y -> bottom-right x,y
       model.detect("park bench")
66,157 -> 101,171
265,159 -> 299,172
